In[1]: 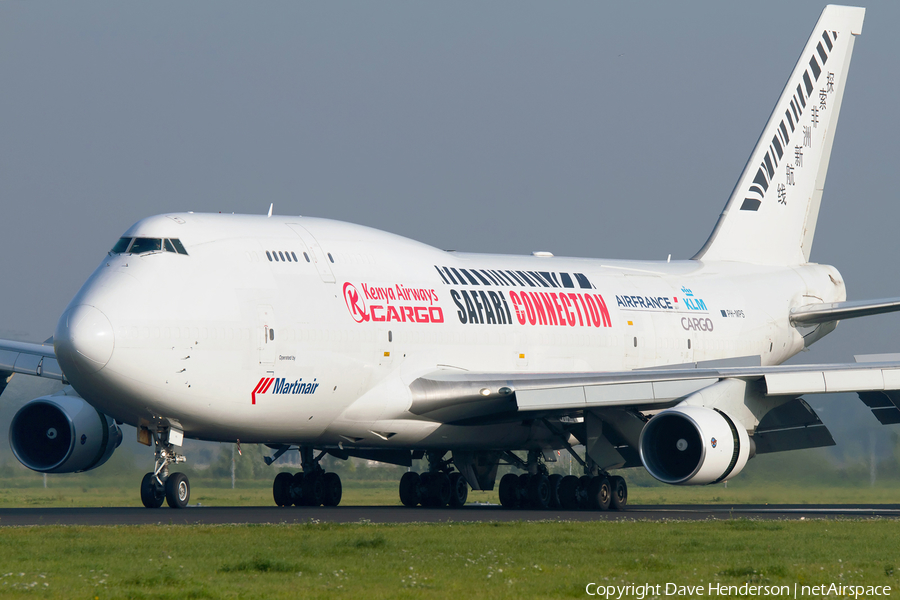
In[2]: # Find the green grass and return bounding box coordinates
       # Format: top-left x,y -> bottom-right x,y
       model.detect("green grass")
0,520 -> 896,599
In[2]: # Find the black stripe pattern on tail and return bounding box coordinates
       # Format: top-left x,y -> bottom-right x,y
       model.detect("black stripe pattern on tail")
740,30 -> 837,211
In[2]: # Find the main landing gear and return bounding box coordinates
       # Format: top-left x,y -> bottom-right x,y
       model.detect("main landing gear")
140,429 -> 191,509
498,472 -> 627,510
496,449 -> 628,511
399,451 -> 468,508
272,447 -> 343,507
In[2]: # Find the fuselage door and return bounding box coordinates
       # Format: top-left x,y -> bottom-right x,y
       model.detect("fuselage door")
287,224 -> 335,283
258,304 -> 276,365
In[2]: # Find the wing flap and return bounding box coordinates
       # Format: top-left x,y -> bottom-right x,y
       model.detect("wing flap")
858,391 -> 900,425
765,367 -> 900,395
753,398 -> 836,453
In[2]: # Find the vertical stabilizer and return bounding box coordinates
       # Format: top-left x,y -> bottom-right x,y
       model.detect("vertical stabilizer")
694,5 -> 864,265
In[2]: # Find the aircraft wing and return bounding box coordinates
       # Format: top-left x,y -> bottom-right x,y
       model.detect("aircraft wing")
409,359 -> 900,426
0,339 -> 65,389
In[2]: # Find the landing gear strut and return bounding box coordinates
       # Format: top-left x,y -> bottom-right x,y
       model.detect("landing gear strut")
398,451 -> 466,508
272,446 -> 343,507
140,429 -> 190,509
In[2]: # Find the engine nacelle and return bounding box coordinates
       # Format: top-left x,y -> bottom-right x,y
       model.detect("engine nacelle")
9,393 -> 122,473
639,405 -> 751,485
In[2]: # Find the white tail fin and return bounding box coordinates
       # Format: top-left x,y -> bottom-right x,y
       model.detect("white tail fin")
695,5 -> 865,265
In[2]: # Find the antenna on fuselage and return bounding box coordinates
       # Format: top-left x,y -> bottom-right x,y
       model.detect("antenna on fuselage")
267,203 -> 273,218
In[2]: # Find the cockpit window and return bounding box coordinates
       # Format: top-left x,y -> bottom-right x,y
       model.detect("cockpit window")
111,237 -> 132,254
169,239 -> 188,255
111,236 -> 188,256
129,238 -> 162,254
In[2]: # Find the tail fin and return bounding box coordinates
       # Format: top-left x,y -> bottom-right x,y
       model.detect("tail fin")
694,5 -> 865,265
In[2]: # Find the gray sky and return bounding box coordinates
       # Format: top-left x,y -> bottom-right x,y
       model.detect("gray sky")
1,2 -> 899,452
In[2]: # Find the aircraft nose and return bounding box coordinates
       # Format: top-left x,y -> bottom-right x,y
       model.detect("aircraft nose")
54,305 -> 115,373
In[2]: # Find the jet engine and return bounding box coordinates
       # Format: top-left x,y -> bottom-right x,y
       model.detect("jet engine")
638,405 -> 751,485
9,393 -> 122,473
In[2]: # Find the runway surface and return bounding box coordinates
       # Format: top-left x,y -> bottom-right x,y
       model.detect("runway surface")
1,504 -> 899,526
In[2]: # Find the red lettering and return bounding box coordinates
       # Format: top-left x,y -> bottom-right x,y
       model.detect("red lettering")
567,293 -> 584,326
550,293 -> 567,327
402,306 -> 416,322
560,294 -> 576,326
429,306 -> 444,323
414,306 -> 428,322
595,294 -> 612,327
531,292 -> 548,325
509,291 -> 527,325
371,305 -> 385,322
585,295 -> 601,327
577,295 -> 592,326
522,292 -> 537,325
538,292 -> 557,325
386,306 -> 401,322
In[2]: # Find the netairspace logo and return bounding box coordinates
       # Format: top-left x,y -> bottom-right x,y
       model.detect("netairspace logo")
584,582 -> 893,599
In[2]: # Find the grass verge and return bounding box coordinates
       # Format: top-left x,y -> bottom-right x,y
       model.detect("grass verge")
0,520 -> 896,599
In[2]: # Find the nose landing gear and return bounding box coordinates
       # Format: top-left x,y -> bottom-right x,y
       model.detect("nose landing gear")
140,429 -> 190,509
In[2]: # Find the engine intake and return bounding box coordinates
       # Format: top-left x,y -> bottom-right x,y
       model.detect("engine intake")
10,393 -> 122,473
639,405 -> 750,485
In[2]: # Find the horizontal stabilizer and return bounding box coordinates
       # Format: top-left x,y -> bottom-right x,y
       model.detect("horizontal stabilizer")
855,353 -> 900,363
790,297 -> 900,325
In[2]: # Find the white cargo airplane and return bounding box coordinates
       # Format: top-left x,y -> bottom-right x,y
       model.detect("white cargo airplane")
2,5 -> 896,511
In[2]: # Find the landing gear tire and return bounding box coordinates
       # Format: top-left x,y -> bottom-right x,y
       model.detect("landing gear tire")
302,472 -> 325,506
558,475 -> 579,510
273,472 -> 293,507
165,472 -> 190,509
498,473 -> 519,509
576,475 -> 592,509
448,472 -> 468,507
290,472 -> 305,506
527,474 -> 551,509
399,472 -> 420,507
516,474 -> 532,508
140,473 -> 165,508
587,476 -> 612,511
418,472 -> 434,506
421,472 -> 451,507
323,472 -> 342,507
548,474 -> 563,509
609,475 -> 627,510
